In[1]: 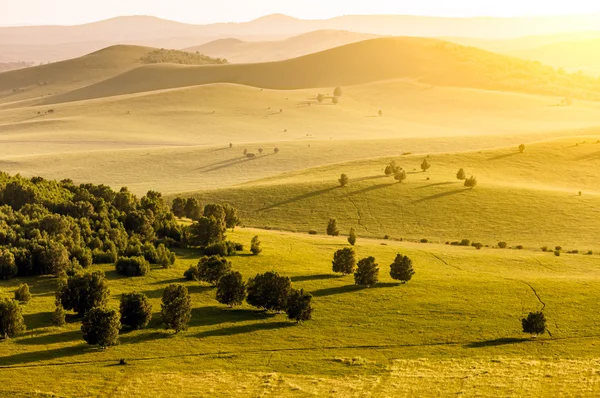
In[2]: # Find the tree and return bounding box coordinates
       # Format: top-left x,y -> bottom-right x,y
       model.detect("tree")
52,305 -> 66,327
390,254 -> 415,283
286,289 -> 313,322
197,255 -> 232,286
186,216 -> 226,247
421,159 -> 431,172
348,228 -> 357,246
464,176 -> 478,189
317,94 -> 324,103
184,198 -> 202,220
332,247 -> 356,275
378,109 -> 383,117
274,148 -> 280,154
246,272 -> 292,312
223,204 -> 241,230
171,197 -> 186,218
338,174 -> 349,187
57,271 -> 110,317
327,219 -> 340,236
394,169 -> 407,183
521,311 -> 546,337
81,307 -> 121,348
216,271 -> 246,307
0,298 -> 26,339
456,168 -> 466,180
258,148 -> 264,155
120,292 -> 153,330
229,142 -> 233,148
14,283 -> 31,303
115,256 -> 150,277
333,87 -> 343,97
519,144 -> 526,153
354,257 -> 379,287
332,97 -> 339,105
243,148 -> 248,156
250,236 -> 262,255
156,244 -> 176,268
0,249 -> 17,280
161,284 -> 192,333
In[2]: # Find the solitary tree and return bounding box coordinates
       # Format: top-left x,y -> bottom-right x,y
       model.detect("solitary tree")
394,169 -> 407,183
317,94 -> 325,103
81,307 -> 121,348
246,271 -> 291,312
332,247 -> 356,275
333,87 -> 343,97
456,168 -> 466,180
120,292 -> 153,330
354,257 -> 379,287
338,174 -> 349,187
250,236 -> 262,255
348,228 -> 357,246
332,97 -> 339,105
327,219 -> 340,236
274,148 -> 280,154
258,148 -> 264,155
14,283 -> 31,303
0,298 -> 26,339
161,284 -> 192,333
286,289 -> 313,322
521,311 -> 546,337
378,109 -> 383,117
390,254 -> 415,283
519,144 -> 526,153
216,271 -> 246,307
464,176 -> 478,189
229,142 -> 233,148
421,159 -> 431,172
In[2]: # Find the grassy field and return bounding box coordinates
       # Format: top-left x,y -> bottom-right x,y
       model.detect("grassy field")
2,228 -> 600,396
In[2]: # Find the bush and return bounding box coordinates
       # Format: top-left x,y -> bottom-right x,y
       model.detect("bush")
52,305 -> 66,327
459,239 -> 471,247
332,248 -> 356,275
338,174 -> 349,187
555,246 -> 562,251
234,242 -> 244,251
516,245 -> 524,250
56,271 -> 110,317
14,283 -> 31,303
333,87 -> 343,97
541,246 -> 549,252
420,238 -> 428,243
250,236 -> 262,255
93,249 -> 118,265
521,311 -> 546,337
0,249 -> 17,280
81,307 -> 121,348
519,144 -> 526,153
156,244 -> 176,268
420,159 -> 431,172
161,284 -> 192,333
216,271 -> 246,308
354,257 -> 379,287
472,242 -> 483,250
390,254 -> 415,283
456,168 -> 466,180
197,256 -> 232,286
286,289 -> 313,322
0,298 -> 26,338
203,241 -> 228,257
246,271 -> 291,312
115,256 -> 150,277
498,242 -> 508,249
555,250 -> 561,257
120,293 -> 153,330
326,219 -> 339,236
464,176 -> 477,189
587,250 -> 593,255
308,230 -> 318,235
348,228 -> 357,246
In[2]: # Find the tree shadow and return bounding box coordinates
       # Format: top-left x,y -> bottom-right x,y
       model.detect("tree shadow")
16,329 -> 81,346
487,152 -> 520,161
412,188 -> 467,204
119,330 -> 169,345
259,186 -> 338,211
189,306 -> 275,328
0,344 -> 90,367
353,175 -> 389,182
140,284 -> 211,299
416,181 -> 459,189
23,312 -> 54,330
195,157 -> 245,172
187,285 -> 214,295
104,270 -> 128,281
191,321 -> 294,339
574,150 -> 600,161
347,183 -> 395,197
311,284 -> 362,297
465,337 -> 531,348
148,278 -> 186,286
291,274 -> 341,282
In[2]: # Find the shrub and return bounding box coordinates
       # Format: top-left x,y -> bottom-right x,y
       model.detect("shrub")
521,311 -> 546,337
555,250 -> 561,257
56,271 -> 109,317
234,242 -> 244,251
184,265 -> 199,281
327,219 -> 340,236
250,236 -> 262,255
203,241 -> 228,257
286,289 -> 313,322
308,230 -> 318,235
555,246 -> 562,251
464,176 -> 477,189
354,257 -> 379,287
156,244 -> 176,268
516,245 -> 524,250
333,87 -> 343,97
347,228 -> 357,246
420,238 -> 429,243
93,249 -> 118,264
0,298 -> 26,338
216,271 -> 246,308
0,249 -> 17,280
378,110 -> 383,117
456,168 -> 466,180
587,250 -> 593,255
459,239 -> 471,247
498,242 -> 508,249
541,246 -> 549,252
197,255 -> 232,286
338,174 -> 349,187
161,284 -> 192,333
52,305 -> 66,327
246,271 -> 291,312
519,144 -> 526,153
332,248 -> 356,275
120,293 -> 153,330
81,307 -> 121,348
14,283 -> 31,303
473,242 -> 483,250
115,256 -> 150,277
390,254 -> 415,283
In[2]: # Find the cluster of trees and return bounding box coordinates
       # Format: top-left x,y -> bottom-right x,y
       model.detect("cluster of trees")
383,161 -> 407,183
140,49 -> 228,65
332,248 -> 415,286
0,173 -> 181,280
316,87 -> 343,105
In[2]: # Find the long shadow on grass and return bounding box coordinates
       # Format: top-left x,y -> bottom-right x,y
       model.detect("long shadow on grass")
291,274 -> 341,282
189,306 -> 275,328
416,181 -> 459,190
0,344 -> 90,366
487,152 -> 520,161
574,150 -> 600,161
148,278 -> 186,286
119,330 -> 169,345
311,283 -> 400,297
23,312 -> 54,330
142,285 -> 212,299
464,337 -> 530,348
412,188 -> 467,204
259,186 -> 339,211
191,321 -> 294,339
347,183 -> 395,197
16,329 -> 81,346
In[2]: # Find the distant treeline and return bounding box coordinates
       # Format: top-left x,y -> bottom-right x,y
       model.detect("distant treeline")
140,49 -> 228,66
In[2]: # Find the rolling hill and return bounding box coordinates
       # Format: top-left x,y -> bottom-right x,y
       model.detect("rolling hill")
184,30 -> 380,63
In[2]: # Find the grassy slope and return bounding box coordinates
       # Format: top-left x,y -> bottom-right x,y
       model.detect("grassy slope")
189,138 -> 600,250
2,228 -> 600,396
44,37 -> 600,104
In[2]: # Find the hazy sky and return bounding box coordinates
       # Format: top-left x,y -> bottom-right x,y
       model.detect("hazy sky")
3,0 -> 600,26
